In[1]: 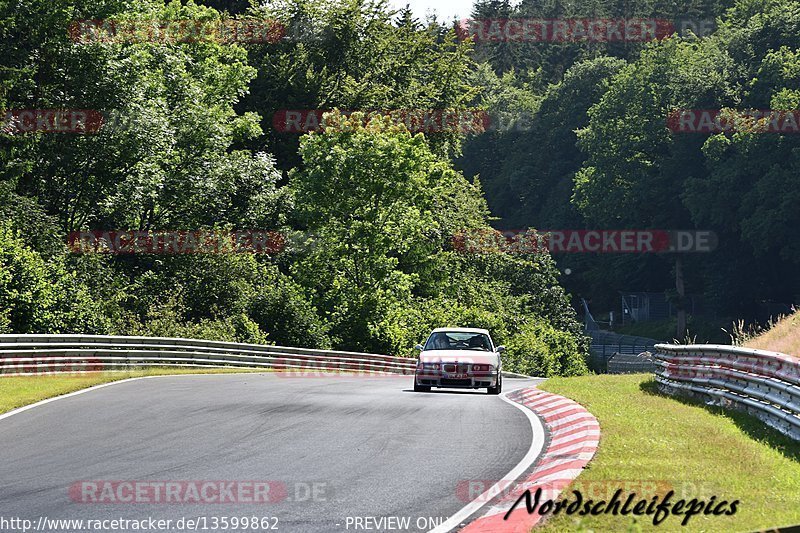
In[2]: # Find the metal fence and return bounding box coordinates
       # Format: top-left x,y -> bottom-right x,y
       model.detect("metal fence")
653,344 -> 800,441
0,334 -> 417,376
588,330 -> 657,373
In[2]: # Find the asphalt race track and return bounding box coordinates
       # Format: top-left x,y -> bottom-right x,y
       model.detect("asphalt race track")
0,374 -> 545,533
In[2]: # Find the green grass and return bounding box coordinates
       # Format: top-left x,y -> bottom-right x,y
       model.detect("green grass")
0,368 -> 267,415
536,374 -> 800,532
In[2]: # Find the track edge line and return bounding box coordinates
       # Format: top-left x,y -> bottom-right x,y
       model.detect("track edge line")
427,388 -> 547,533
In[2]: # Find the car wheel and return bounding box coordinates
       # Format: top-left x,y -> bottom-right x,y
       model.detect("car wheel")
487,374 -> 502,395
414,382 -> 431,392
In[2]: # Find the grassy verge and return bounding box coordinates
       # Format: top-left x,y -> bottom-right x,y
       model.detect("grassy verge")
536,374 -> 800,532
0,368 -> 267,415
745,311 -> 800,358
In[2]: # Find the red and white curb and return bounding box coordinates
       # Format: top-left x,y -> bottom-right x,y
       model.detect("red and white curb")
458,387 -> 600,532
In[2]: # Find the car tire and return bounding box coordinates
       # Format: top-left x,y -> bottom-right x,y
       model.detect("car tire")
414,382 -> 431,393
487,374 -> 502,395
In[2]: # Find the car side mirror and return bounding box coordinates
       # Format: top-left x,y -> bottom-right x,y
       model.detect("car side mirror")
414,344 -> 424,351
496,345 -> 506,353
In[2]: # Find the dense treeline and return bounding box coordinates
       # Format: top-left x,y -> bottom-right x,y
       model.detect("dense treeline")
0,0 -> 588,376
4,0 -> 797,374
460,0 -> 800,333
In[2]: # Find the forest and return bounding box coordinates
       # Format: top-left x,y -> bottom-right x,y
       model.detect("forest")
2,0 -> 798,375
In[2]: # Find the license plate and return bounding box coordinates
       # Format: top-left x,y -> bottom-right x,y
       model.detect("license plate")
448,373 -> 468,379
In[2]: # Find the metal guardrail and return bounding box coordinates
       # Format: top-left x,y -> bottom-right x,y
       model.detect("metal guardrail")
0,334 -> 417,376
607,352 -> 656,374
653,344 -> 800,441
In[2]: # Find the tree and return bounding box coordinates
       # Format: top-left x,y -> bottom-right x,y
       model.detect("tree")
241,0 -> 479,171
572,35 -> 738,336
289,111 -> 488,349
287,110 -> 587,370
4,0 -> 286,232
459,56 -> 626,229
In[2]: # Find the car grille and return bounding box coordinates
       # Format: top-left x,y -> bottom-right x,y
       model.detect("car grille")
443,364 -> 470,373
441,378 -> 472,387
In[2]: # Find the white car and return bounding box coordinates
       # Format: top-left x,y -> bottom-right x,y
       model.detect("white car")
413,328 -> 504,394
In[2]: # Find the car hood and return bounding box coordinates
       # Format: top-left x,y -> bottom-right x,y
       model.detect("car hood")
419,350 -> 500,365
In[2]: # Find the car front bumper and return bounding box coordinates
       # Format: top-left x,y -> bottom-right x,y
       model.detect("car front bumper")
415,371 -> 499,389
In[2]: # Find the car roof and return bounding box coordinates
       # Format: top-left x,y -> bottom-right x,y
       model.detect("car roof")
430,327 -> 491,335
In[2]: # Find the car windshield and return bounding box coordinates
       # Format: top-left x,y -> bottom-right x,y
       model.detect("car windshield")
424,332 -> 493,351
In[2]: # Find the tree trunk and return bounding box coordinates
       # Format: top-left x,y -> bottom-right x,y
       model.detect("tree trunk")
675,255 -> 687,341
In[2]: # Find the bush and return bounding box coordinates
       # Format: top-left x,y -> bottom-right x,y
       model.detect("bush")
0,185 -> 64,257
121,254 -> 267,322
373,298 -> 470,357
505,320 -> 589,377
112,255 -> 329,348
122,295 -> 269,344
248,275 -> 331,349
373,295 -> 517,357
0,224 -> 53,332
375,297 -> 590,377
0,224 -> 113,334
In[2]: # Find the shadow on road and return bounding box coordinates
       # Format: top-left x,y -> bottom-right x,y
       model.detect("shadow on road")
401,388 -> 490,396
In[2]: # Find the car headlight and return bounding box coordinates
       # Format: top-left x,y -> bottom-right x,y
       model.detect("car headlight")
417,362 -> 440,371
472,364 -> 494,372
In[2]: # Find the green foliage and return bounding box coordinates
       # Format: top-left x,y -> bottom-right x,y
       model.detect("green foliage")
290,112 -> 490,351
459,57 -> 627,230
0,0 -> 593,378
567,0 -> 800,317
0,224 -> 53,333
0,182 -> 63,256
471,0 -> 734,80
110,253 -> 330,348
373,296 -> 513,358
5,0 -> 285,232
284,111 -> 587,371
504,319 -> 589,377
122,295 -> 269,344
374,290 -> 590,377
243,0 -> 478,166
248,274 -> 331,349
457,0 -> 800,322
460,0 -> 800,324
371,249 -> 589,373
0,224 -> 112,333
574,37 -> 736,228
